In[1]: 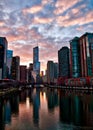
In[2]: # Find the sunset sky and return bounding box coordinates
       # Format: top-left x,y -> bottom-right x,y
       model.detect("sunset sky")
0,0 -> 93,71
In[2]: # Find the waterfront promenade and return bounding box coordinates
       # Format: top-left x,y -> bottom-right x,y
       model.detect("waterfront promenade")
0,82 -> 93,97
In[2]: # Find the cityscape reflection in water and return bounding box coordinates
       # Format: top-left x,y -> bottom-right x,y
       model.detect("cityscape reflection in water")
0,88 -> 93,130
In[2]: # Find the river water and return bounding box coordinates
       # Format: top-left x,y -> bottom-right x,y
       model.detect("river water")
0,87 -> 93,130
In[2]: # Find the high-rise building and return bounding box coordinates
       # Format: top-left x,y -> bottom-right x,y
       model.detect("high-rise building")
11,56 -> 20,80
0,37 -> 8,79
54,63 -> 58,79
79,32 -> 93,77
27,63 -> 35,83
47,61 -> 54,84
29,63 -> 33,71
6,50 -> 13,78
40,71 -> 44,77
70,37 -> 81,78
33,46 -> 40,75
58,47 -> 70,78
20,65 -> 27,82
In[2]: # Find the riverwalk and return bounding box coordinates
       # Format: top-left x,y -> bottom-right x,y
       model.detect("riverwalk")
0,84 -> 93,97
46,84 -> 93,90
0,87 -> 19,97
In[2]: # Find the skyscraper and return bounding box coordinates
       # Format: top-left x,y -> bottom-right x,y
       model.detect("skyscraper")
54,63 -> 58,79
7,50 -> 13,78
47,61 -> 54,84
0,37 -> 8,79
33,46 -> 40,75
58,47 -> 70,78
79,32 -> 93,77
11,56 -> 20,80
20,65 -> 27,82
70,37 -> 81,78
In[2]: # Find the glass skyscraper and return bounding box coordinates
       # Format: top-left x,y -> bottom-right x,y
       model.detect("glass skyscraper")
0,37 -> 7,79
79,32 -> 93,77
70,37 -> 81,78
7,50 -> 13,78
33,46 -> 40,75
58,47 -> 70,78
11,56 -> 20,80
47,61 -> 54,84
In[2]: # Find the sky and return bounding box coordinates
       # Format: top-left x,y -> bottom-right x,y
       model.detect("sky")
0,0 -> 93,71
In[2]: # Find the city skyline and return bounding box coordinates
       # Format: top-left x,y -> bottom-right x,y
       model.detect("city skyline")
0,0 -> 93,71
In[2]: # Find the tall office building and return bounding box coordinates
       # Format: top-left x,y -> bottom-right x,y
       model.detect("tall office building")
7,50 -> 13,78
27,63 -> 35,83
33,46 -> 40,75
58,47 -> 70,78
0,37 -> 8,79
11,56 -> 20,80
47,61 -> 54,84
54,63 -> 58,79
20,65 -> 27,82
70,37 -> 81,78
79,32 -> 93,77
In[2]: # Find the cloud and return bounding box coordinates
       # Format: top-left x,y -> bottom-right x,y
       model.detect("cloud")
33,17 -> 53,24
23,5 -> 43,14
56,9 -> 93,27
54,0 -> 81,14
0,21 -> 4,26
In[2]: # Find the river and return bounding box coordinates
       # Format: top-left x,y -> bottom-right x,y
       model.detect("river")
0,87 -> 93,130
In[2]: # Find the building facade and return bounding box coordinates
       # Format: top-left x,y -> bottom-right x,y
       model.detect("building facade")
79,32 -> 93,77
0,37 -> 8,79
33,46 -> 40,75
27,63 -> 35,83
58,47 -> 70,78
47,61 -> 54,84
20,65 -> 27,82
70,37 -> 81,78
11,56 -> 20,80
6,50 -> 13,78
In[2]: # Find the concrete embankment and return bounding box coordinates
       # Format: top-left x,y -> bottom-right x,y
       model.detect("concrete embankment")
0,87 -> 19,97
46,85 -> 93,90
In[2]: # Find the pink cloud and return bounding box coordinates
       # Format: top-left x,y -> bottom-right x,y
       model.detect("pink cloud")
55,0 -> 81,14
0,21 -> 4,26
56,11 -> 93,27
22,5 -> 43,14
33,17 -> 53,24
7,35 -> 26,43
42,0 -> 50,5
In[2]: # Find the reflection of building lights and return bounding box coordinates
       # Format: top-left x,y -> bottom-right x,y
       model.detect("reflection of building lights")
43,92 -> 46,100
40,92 -> 47,109
33,88 -> 36,95
26,97 -> 30,109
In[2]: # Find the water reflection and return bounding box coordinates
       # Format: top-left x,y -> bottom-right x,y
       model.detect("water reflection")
4,100 -> 11,124
26,97 -> 30,109
0,93 -> 19,130
47,89 -> 59,112
0,99 -> 5,130
0,88 -> 93,130
32,89 -> 40,126
59,90 -> 93,129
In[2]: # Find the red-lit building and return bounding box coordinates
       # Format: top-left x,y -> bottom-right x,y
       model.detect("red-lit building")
79,32 -> 93,77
